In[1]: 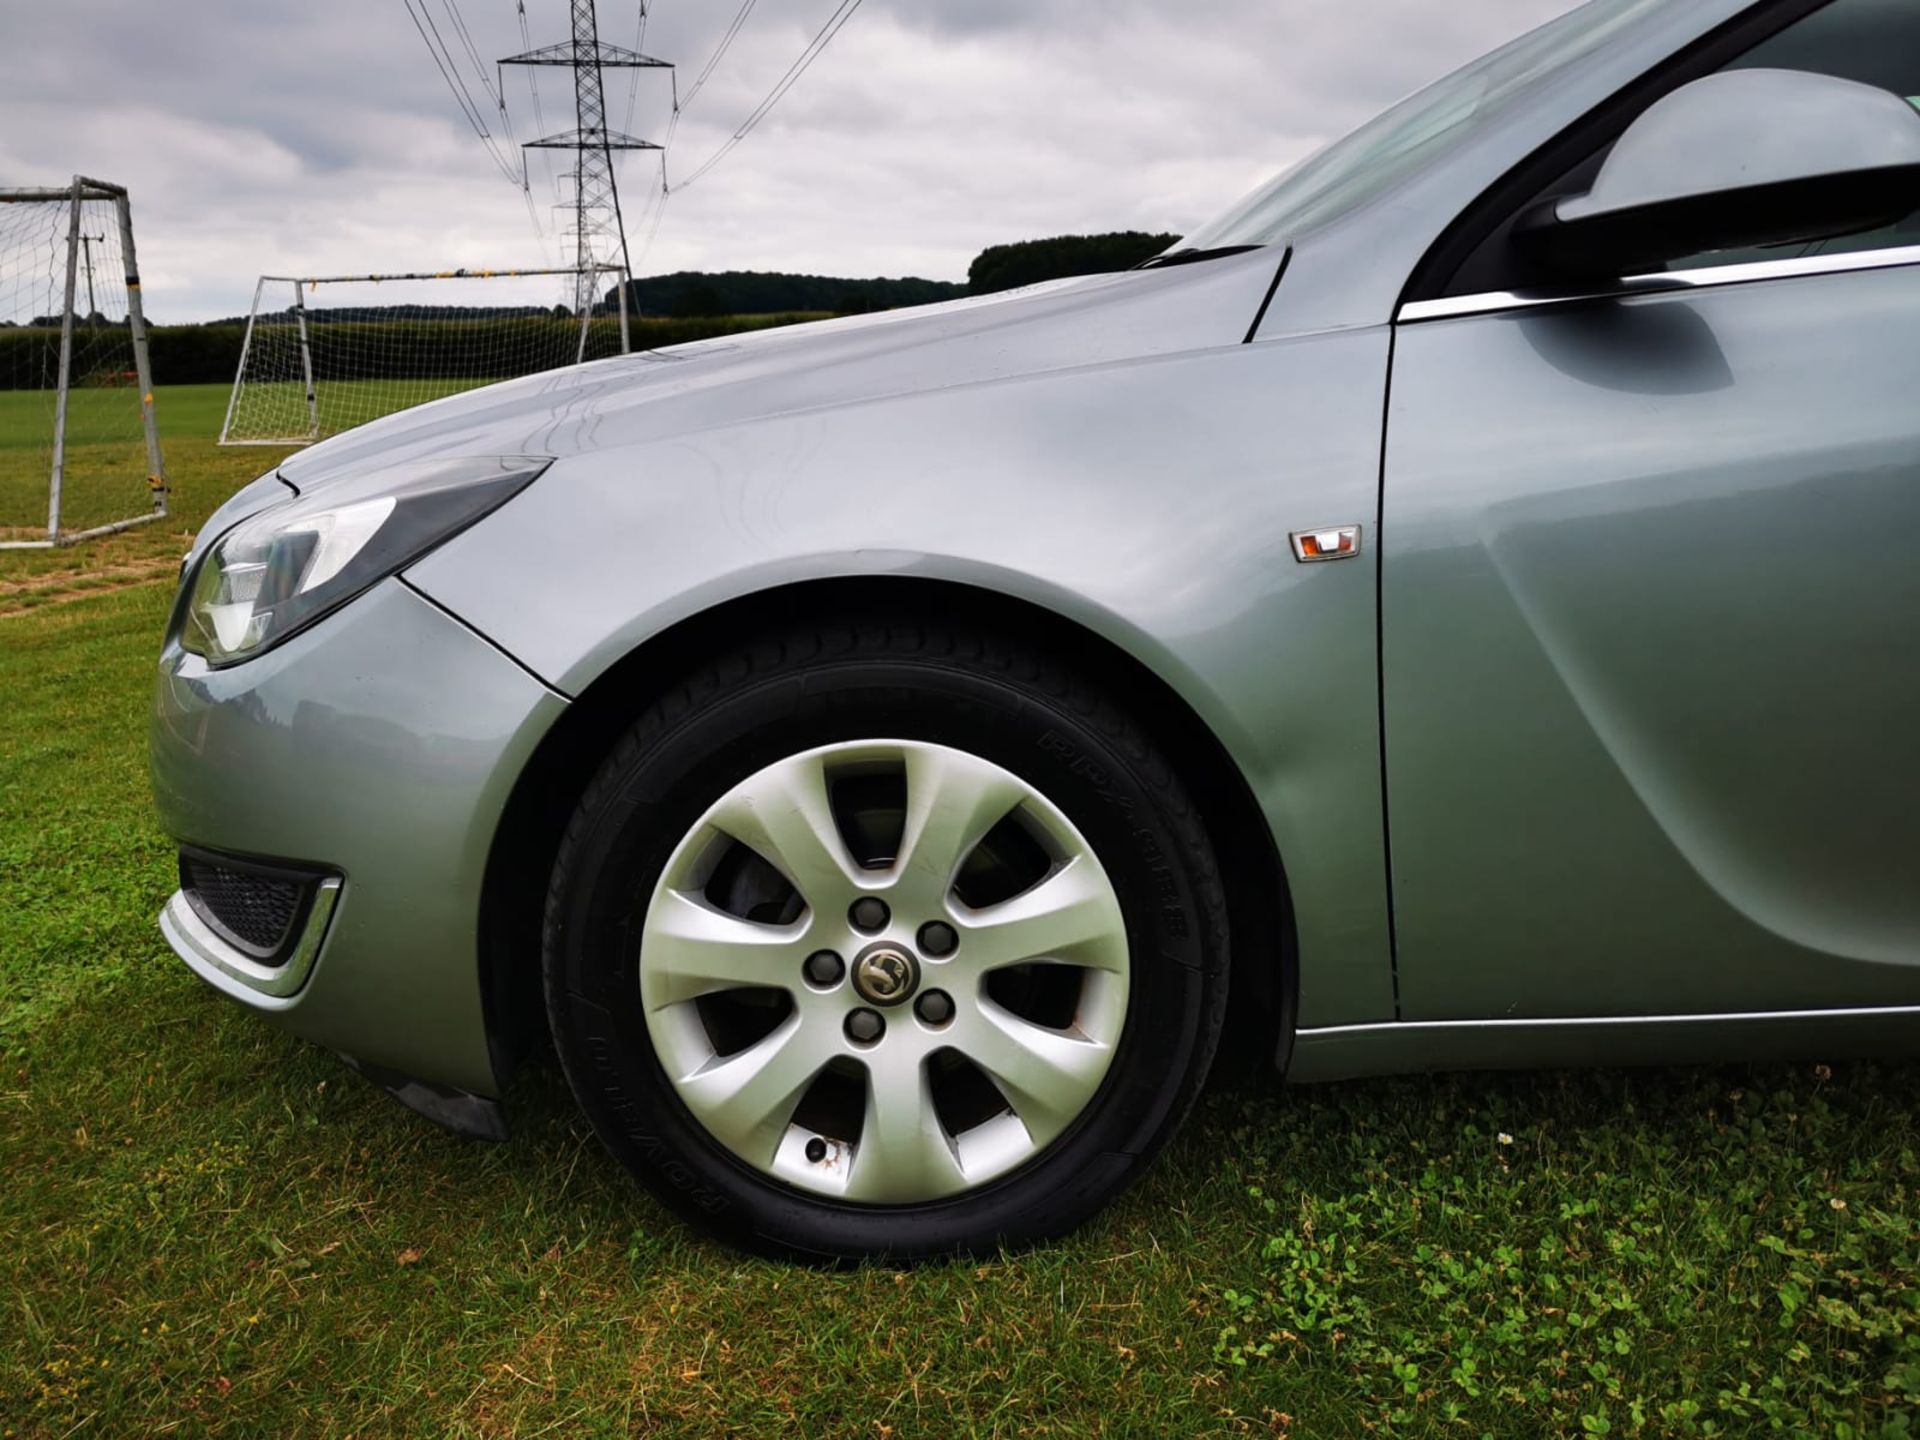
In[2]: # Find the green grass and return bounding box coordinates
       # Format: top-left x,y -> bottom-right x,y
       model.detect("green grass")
0,380 -> 492,540
220,376 -> 492,446
1,383 -> 275,544
3,402 -> 1919,1438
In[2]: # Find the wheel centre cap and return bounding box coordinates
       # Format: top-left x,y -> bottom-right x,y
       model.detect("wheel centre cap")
851,944 -> 920,1006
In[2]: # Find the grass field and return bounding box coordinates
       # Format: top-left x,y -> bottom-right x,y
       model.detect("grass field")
0,384 -> 290,604
0,380 -> 491,542
0,384 -> 166,541
3,390 -> 1918,1437
220,376 -> 496,448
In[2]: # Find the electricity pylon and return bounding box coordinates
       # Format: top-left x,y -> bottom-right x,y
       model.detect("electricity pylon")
503,1 -> 669,314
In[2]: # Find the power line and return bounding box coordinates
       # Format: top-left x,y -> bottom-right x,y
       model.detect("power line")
436,0 -> 546,235
441,0 -> 509,119
404,0 -> 546,239
634,168 -> 671,275
624,2 -> 653,136
674,0 -> 864,192
413,0 -> 513,159
680,0 -> 758,114
400,0 -> 524,186
516,3 -> 550,136
401,0 -> 494,152
628,155 -> 666,237
516,2 -> 557,250
645,0 -> 750,182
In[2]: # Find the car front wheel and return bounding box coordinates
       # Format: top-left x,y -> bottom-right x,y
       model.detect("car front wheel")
542,618 -> 1230,1261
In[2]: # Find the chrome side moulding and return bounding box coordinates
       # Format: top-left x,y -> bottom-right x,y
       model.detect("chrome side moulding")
1301,1002 -> 1920,1036
1285,1004 -> 1920,1084
1397,243 -> 1920,324
159,877 -> 342,1005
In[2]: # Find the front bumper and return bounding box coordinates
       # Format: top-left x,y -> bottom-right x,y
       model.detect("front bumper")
151,577 -> 567,1097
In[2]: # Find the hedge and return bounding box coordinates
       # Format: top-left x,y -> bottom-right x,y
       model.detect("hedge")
0,312 -> 831,390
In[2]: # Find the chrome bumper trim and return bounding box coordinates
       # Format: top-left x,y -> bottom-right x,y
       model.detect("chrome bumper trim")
160,877 -> 341,1005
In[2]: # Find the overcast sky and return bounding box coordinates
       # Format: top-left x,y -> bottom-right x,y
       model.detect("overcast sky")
2,0 -> 1578,322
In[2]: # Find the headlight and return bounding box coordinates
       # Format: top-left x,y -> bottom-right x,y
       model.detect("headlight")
180,455 -> 548,666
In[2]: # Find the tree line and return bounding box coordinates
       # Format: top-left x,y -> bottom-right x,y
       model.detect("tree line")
0,313 -> 826,389
0,232 -> 1189,387
617,232 -> 1177,315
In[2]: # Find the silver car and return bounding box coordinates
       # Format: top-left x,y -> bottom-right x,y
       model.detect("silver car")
153,0 -> 1920,1260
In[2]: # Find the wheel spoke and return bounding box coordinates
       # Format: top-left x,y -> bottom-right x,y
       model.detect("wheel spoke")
641,889 -> 805,1007
672,1015 -> 831,1167
705,750 -> 865,914
892,746 -> 1027,903
844,1057 -> 968,1202
954,856 -> 1127,972
959,1001 -> 1112,1149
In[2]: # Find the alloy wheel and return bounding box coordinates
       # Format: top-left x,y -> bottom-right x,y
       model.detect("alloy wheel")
638,739 -> 1130,1203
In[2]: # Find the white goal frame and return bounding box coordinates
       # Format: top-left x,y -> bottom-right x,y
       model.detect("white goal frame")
218,264 -> 631,447
0,176 -> 167,549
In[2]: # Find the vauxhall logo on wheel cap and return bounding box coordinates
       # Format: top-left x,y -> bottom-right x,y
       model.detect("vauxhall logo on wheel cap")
852,945 -> 919,1006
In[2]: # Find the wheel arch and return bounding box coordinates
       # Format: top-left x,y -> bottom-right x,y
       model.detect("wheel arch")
477,575 -> 1297,1088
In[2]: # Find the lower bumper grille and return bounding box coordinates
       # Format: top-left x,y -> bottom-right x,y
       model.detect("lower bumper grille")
179,848 -> 330,965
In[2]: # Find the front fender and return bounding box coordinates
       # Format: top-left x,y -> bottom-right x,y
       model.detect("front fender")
405,325 -> 1395,1027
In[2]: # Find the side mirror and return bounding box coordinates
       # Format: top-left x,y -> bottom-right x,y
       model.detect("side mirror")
1522,68 -> 1920,276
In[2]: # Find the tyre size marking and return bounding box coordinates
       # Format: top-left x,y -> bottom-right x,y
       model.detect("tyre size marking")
1036,729 -> 1137,814
1037,729 -> 1191,939
584,1034 -> 731,1213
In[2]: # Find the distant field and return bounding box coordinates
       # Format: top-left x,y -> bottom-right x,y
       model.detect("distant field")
0,384 -> 294,594
0,384 -> 168,541
0,379 -> 496,542
219,376 -> 494,447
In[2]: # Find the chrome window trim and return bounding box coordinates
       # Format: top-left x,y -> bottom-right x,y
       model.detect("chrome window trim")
1397,242 -> 1920,323
1299,1001 -> 1920,1039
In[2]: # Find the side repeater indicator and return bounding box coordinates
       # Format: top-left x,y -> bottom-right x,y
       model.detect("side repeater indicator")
1290,524 -> 1362,563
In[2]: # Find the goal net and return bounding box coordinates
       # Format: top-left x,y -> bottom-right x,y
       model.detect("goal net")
219,265 -> 631,446
0,177 -> 166,547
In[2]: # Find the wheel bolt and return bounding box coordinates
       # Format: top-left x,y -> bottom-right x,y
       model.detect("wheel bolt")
917,920 -> 957,957
914,989 -> 953,1027
845,1008 -> 884,1044
804,950 -> 844,987
849,896 -> 890,932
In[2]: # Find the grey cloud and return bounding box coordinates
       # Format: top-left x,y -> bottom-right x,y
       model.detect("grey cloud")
1,0 -> 1577,321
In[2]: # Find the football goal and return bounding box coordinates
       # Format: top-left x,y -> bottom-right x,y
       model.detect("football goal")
219,264 -> 631,446
0,176 -> 167,547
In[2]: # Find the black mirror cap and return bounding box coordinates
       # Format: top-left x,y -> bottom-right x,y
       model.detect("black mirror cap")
1517,163 -> 1920,280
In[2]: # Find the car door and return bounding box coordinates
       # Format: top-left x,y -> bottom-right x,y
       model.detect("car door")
1380,0 -> 1920,1021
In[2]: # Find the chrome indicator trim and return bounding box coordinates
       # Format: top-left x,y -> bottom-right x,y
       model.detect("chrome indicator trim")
1290,524 -> 1362,563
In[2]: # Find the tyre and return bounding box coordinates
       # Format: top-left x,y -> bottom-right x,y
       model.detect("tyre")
542,618 -> 1230,1261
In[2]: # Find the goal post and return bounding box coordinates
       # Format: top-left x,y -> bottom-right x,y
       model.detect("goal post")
0,176 -> 167,548
219,264 -> 631,446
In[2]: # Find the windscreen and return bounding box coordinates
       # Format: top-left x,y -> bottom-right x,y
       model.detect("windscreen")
1178,0 -> 1667,252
